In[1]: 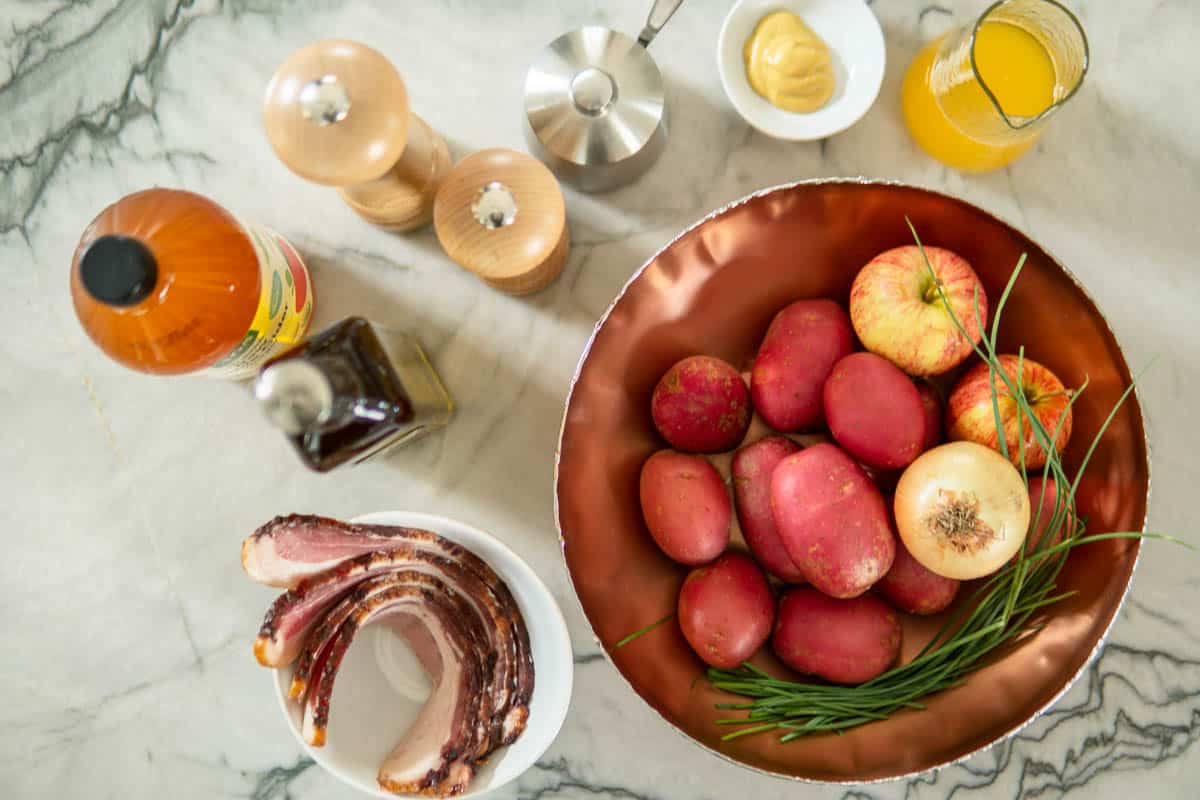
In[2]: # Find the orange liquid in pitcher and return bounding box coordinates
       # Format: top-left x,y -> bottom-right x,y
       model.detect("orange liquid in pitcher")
902,21 -> 1057,172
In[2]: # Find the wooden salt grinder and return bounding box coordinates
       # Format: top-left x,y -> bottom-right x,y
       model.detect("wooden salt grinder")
433,148 -> 570,296
263,39 -> 452,231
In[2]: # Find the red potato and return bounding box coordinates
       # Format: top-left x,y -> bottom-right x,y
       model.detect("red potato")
878,536 -> 960,615
639,450 -> 730,565
857,461 -> 900,493
770,443 -> 895,598
751,300 -> 855,432
1021,476 -> 1075,557
731,437 -> 806,583
772,587 -> 901,684
916,381 -> 943,450
678,552 -> 775,668
651,356 -> 751,453
824,352 -> 926,470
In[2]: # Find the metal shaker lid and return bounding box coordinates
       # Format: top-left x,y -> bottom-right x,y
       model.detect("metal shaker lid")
523,26 -> 666,174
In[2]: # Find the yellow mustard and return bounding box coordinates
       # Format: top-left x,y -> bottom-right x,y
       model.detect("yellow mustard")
743,11 -> 836,113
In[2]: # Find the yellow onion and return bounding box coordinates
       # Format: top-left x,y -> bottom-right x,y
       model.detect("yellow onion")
894,442 -> 1030,580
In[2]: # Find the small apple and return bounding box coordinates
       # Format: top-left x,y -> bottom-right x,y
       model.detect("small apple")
946,355 -> 1073,469
850,245 -> 987,376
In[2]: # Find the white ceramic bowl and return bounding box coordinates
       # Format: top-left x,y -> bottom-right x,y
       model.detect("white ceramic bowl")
272,511 -> 574,798
717,0 -> 886,140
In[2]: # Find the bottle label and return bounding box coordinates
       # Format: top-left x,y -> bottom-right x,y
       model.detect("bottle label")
203,222 -> 315,379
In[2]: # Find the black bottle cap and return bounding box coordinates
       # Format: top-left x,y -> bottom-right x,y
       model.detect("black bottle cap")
79,235 -> 158,307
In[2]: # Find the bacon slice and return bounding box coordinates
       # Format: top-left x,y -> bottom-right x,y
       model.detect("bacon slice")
302,583 -> 486,793
294,571 -> 498,758
252,522 -> 533,745
252,539 -> 474,667
247,517 -> 536,796
242,514 -> 421,588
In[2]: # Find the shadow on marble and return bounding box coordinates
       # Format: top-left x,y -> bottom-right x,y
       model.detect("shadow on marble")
336,229 -> 654,541
440,74 -> 736,249
276,217 -> 665,552
374,240 -> 608,512
599,73 -> 747,218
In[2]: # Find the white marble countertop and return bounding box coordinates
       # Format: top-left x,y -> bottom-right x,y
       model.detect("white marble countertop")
3,0 -> 1199,797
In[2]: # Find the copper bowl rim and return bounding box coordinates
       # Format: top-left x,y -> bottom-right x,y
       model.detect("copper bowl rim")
552,177 -> 1151,784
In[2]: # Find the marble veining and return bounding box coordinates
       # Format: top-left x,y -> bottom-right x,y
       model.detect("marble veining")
2,0 -> 1199,798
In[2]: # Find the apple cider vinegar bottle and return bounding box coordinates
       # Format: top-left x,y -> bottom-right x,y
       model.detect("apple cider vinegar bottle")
70,188 -> 315,378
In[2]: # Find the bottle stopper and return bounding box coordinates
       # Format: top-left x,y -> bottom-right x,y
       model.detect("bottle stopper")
263,39 -> 452,231
433,148 -> 570,296
255,361 -> 335,435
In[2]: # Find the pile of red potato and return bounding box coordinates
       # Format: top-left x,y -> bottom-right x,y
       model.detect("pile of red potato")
639,245 -> 1075,683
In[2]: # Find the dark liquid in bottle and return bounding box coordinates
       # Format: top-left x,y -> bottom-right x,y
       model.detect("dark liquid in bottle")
268,318 -> 414,471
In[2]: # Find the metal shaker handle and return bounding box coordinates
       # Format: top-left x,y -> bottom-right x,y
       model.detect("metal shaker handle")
637,0 -> 684,47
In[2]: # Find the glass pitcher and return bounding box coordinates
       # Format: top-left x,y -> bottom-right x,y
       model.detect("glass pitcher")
901,0 -> 1088,173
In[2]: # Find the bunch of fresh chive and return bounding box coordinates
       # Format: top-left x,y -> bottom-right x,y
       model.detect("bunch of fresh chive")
706,224 -> 1178,744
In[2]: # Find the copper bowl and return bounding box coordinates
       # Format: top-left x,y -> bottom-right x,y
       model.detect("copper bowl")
555,180 -> 1148,782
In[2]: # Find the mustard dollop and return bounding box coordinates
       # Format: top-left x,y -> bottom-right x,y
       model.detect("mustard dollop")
743,11 -> 836,114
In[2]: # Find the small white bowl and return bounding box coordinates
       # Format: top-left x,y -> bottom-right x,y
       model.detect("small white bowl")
272,511 -> 574,798
717,0 -> 886,141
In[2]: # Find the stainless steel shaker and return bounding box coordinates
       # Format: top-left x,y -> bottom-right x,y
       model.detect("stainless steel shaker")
522,0 -> 683,193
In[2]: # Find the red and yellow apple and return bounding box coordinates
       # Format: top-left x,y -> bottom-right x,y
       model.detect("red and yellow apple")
946,355 -> 1073,469
850,245 -> 987,376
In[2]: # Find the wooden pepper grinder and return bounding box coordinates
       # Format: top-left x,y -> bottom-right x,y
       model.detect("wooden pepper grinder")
433,148 -> 570,295
263,39 -> 452,231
